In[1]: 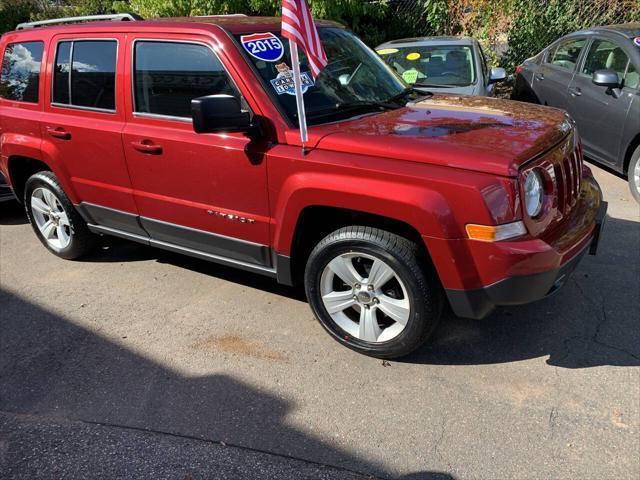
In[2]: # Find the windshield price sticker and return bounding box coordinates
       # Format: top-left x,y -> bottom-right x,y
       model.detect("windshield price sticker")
402,69 -> 419,84
241,32 -> 284,62
270,63 -> 314,95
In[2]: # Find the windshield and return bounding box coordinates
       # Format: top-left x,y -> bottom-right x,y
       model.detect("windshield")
376,45 -> 476,87
235,28 -> 414,126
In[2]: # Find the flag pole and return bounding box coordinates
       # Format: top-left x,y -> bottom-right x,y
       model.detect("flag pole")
289,41 -> 308,154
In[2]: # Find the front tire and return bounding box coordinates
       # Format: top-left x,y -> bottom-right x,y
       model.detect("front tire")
24,171 -> 96,259
629,145 -> 640,204
305,226 -> 443,359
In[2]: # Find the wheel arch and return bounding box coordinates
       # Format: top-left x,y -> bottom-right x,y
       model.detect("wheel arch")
270,173 -> 458,286
281,205 -> 437,287
7,144 -> 77,205
7,156 -> 52,204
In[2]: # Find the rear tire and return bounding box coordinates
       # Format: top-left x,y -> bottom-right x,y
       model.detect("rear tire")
628,145 -> 640,204
24,171 -> 97,259
304,226 -> 443,359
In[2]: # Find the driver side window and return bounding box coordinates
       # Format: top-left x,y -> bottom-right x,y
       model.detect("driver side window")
133,41 -> 236,119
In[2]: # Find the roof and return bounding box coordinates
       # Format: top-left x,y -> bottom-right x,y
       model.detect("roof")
574,23 -> 640,39
164,15 -> 342,33
11,15 -> 342,35
377,36 -> 476,49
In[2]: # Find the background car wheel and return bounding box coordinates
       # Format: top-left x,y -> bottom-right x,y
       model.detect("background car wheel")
24,171 -> 96,260
629,145 -> 640,204
305,226 -> 443,359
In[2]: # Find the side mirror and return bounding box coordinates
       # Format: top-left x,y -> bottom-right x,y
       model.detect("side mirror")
489,67 -> 507,84
592,69 -> 621,89
191,94 -> 252,134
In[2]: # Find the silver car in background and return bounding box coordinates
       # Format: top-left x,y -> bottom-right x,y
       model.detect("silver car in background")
512,23 -> 640,202
376,36 -> 507,96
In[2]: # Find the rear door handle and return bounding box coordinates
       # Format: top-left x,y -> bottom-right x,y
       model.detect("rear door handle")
46,127 -> 71,140
534,73 -> 545,81
568,87 -> 582,97
131,140 -> 163,155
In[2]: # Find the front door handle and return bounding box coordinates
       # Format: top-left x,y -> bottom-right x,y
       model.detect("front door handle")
568,87 -> 582,97
46,127 -> 71,140
131,140 -> 163,155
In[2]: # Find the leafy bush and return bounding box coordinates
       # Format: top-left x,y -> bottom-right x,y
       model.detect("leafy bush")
2,0 -> 639,73
0,0 -> 36,32
502,0 -> 640,71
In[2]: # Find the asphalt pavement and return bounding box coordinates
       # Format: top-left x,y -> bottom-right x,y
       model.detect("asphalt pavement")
1,164 -> 638,480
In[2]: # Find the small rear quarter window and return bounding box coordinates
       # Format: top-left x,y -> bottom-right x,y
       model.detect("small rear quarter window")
0,41 -> 44,103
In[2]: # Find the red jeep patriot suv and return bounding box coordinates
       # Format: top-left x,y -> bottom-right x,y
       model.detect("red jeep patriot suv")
0,14 -> 606,358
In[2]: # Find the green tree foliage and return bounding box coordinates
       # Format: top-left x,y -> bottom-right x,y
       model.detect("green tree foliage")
124,1 -> 387,43
503,0 -> 640,70
2,0 -> 639,73
0,0 -> 37,32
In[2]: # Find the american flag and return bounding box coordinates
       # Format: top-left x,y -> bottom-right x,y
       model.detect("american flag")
281,0 -> 328,79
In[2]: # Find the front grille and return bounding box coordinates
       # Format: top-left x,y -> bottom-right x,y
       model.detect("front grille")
554,142 -> 582,215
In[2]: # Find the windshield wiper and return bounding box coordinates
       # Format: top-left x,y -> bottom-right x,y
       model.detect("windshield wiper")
385,86 -> 431,103
413,83 -> 457,89
307,100 -> 397,120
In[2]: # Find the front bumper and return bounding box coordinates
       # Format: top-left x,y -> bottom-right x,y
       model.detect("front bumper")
444,183 -> 607,320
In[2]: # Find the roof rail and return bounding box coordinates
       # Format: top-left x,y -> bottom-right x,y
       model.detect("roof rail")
16,13 -> 143,30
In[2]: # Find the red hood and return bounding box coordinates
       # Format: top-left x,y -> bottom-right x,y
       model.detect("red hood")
287,94 -> 573,177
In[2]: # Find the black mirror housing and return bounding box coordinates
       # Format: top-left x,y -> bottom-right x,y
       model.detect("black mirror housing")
191,95 -> 252,134
592,69 -> 621,89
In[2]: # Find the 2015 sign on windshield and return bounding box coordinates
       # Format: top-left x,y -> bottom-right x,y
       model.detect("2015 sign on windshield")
241,33 -> 284,62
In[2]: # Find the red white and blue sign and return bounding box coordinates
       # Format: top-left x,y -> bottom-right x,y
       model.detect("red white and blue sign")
241,33 -> 284,62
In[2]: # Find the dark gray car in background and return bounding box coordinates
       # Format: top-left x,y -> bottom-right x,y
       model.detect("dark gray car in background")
512,23 -> 640,202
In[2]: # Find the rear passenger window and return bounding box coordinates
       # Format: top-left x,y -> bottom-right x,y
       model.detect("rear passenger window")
0,41 -> 44,103
133,41 -> 236,119
53,40 -> 117,111
53,42 -> 71,104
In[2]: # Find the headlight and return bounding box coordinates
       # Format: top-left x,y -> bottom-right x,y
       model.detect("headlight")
524,170 -> 543,217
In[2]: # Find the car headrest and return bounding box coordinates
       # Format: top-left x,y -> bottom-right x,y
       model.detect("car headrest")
606,49 -> 628,71
446,51 -> 466,64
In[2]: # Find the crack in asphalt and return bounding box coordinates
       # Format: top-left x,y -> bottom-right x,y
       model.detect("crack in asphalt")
569,279 -> 640,361
432,416 -> 447,464
0,410 -> 382,480
548,407 -> 558,440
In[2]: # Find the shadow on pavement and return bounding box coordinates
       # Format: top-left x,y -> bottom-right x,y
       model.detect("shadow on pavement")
2,196 -> 638,370
0,289 -> 453,480
0,200 -> 27,226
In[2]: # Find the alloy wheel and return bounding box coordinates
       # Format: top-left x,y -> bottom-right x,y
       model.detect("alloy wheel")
30,187 -> 72,251
319,252 -> 411,343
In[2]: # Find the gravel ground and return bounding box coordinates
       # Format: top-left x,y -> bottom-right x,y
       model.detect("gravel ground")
0,164 -> 638,480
